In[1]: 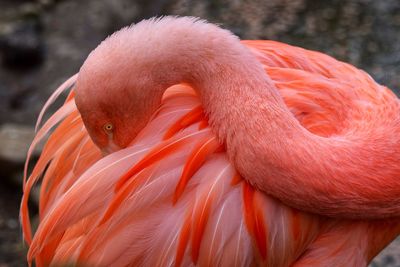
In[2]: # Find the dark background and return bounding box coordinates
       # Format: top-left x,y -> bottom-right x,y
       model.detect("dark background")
0,0 -> 399,266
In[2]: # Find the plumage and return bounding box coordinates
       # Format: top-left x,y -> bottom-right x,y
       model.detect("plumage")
21,17 -> 399,266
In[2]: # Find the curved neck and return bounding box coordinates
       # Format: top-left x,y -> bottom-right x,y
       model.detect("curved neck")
127,19 -> 400,219
149,26 -> 301,148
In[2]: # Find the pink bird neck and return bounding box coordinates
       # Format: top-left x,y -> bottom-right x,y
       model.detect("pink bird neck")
82,17 -> 400,219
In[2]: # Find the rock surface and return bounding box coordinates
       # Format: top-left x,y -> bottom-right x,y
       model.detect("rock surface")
0,0 -> 398,266
0,124 -> 35,166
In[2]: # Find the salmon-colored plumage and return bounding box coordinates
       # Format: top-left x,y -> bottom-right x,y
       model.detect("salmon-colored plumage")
21,17 -> 399,266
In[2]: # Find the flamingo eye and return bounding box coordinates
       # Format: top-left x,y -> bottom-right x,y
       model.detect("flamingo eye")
103,123 -> 114,134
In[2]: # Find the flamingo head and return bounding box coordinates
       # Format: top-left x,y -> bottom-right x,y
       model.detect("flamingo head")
74,27 -> 167,154
74,66 -> 153,155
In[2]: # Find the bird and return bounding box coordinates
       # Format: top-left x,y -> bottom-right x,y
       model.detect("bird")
20,16 -> 400,266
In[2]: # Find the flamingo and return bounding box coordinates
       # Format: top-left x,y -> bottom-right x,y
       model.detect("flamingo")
20,17 -> 400,266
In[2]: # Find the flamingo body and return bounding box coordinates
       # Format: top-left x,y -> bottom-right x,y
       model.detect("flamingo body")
21,17 -> 400,266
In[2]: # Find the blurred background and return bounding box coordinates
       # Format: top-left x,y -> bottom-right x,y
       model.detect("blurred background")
0,0 -> 399,266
